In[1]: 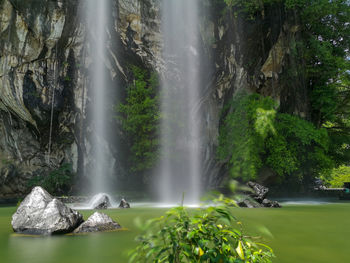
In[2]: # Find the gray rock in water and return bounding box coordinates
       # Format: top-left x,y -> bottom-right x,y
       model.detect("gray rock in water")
73,212 -> 121,233
90,193 -> 111,209
237,199 -> 262,208
262,199 -> 282,208
11,186 -> 83,235
119,198 -> 130,209
247,181 -> 269,203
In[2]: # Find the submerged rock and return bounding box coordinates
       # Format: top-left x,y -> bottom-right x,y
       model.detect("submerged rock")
73,212 -> 121,233
90,193 -> 112,209
11,186 -> 83,235
119,198 -> 130,209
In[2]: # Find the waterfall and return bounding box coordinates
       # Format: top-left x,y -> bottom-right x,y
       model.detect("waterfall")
85,0 -> 113,194
159,0 -> 202,205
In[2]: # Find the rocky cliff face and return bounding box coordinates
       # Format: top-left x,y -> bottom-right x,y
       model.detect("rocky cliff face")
0,0 -> 305,197
0,0 -> 82,197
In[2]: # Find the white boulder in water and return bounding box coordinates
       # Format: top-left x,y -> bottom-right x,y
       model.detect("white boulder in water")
73,212 -> 121,233
11,186 -> 83,235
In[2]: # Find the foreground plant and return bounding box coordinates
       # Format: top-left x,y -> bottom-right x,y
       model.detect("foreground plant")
129,198 -> 274,263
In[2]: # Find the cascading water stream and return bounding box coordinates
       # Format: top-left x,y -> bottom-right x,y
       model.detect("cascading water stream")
85,0 -> 112,194
159,0 -> 202,205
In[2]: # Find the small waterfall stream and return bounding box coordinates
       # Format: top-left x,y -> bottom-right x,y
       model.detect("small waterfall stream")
159,0 -> 203,205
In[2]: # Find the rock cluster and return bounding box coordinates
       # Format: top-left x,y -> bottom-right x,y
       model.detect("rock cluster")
238,182 -> 281,208
89,194 -> 131,209
11,187 -> 122,235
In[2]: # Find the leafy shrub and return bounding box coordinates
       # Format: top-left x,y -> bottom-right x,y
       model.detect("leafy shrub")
218,92 -> 333,183
27,163 -> 75,195
130,198 -> 274,263
218,92 -> 277,181
265,113 -> 332,179
321,165 -> 350,188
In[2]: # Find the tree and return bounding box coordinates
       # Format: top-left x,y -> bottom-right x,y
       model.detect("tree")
117,66 -> 160,173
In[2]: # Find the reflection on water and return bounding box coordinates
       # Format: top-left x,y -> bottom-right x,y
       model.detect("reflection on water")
8,235 -> 64,263
7,229 -> 133,263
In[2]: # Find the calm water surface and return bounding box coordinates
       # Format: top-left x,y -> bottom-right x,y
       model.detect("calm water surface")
0,203 -> 349,263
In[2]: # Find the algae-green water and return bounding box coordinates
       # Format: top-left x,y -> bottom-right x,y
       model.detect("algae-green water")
1,203 -> 349,263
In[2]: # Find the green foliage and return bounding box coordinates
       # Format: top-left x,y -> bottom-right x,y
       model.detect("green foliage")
218,93 -> 333,183
223,0 -> 268,12
221,0 -> 279,19
283,0 -> 350,165
327,119 -> 350,167
130,200 -> 274,263
321,165 -> 350,188
117,66 -> 160,173
218,92 -> 277,181
302,1 -> 350,123
27,163 -> 75,195
266,114 -> 332,178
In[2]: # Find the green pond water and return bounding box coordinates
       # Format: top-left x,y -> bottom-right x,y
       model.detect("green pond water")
0,203 -> 349,263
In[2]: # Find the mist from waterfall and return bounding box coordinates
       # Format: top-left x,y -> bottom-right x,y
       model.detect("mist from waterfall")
85,0 -> 113,194
159,0 -> 202,205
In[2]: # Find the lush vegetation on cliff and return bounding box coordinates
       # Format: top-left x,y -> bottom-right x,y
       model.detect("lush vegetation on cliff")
218,92 -> 332,186
219,0 -> 350,188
